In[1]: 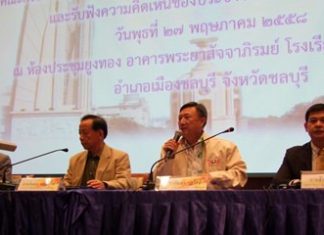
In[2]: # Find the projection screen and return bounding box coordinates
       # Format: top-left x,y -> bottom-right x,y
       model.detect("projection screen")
0,0 -> 323,174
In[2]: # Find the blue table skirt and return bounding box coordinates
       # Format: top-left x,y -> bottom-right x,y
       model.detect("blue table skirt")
1,189 -> 324,235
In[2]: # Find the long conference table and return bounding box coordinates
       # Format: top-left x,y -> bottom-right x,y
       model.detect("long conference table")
1,189 -> 324,235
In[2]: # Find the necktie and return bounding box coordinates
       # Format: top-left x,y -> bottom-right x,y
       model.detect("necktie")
315,149 -> 324,170
81,155 -> 99,186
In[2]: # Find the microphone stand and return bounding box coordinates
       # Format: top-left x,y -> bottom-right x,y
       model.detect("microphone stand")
0,148 -> 69,190
142,128 -> 234,190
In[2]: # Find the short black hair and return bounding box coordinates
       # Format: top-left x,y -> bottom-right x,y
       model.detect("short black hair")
180,101 -> 208,127
305,103 -> 324,122
81,114 -> 108,138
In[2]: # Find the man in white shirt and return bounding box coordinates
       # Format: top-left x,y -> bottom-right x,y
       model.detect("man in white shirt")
154,101 -> 247,189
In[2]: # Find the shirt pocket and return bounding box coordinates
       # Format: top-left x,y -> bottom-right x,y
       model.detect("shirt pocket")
206,154 -> 226,171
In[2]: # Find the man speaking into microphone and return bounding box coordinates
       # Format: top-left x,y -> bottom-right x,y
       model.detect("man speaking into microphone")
154,101 -> 247,189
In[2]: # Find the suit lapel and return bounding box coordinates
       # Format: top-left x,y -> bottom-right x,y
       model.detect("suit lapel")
304,142 -> 312,170
75,152 -> 87,185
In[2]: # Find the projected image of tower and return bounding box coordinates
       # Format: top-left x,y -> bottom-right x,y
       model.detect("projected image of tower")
6,0 -> 94,148
11,0 -> 93,114
170,38 -> 241,132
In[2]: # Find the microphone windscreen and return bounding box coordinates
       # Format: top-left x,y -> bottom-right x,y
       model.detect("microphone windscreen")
228,127 -> 234,132
173,131 -> 182,141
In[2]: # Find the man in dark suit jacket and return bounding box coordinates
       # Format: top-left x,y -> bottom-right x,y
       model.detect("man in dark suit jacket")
272,103 -> 324,186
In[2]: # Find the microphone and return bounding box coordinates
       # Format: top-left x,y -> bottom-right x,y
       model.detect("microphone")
165,130 -> 182,159
0,148 -> 69,189
269,178 -> 301,189
142,127 -> 234,190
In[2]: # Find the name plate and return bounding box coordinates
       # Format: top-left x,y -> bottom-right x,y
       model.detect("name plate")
301,171 -> 324,189
155,175 -> 207,191
0,139 -> 17,152
17,177 -> 64,191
